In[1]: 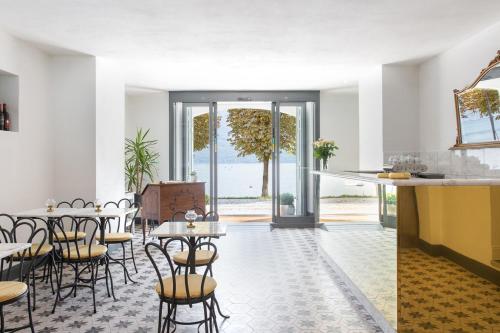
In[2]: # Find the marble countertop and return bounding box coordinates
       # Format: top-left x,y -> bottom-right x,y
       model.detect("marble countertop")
311,170 -> 500,186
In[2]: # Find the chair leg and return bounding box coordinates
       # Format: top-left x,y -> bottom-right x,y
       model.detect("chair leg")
130,241 -> 138,273
120,242 -> 127,284
157,301 -> 163,333
211,296 -> 219,333
31,265 -> 36,311
203,301 -> 209,333
0,305 -> 4,333
105,257 -> 116,301
27,291 -> 35,333
52,260 -> 64,314
90,262 -> 96,314
49,255 -> 56,294
73,263 -> 78,297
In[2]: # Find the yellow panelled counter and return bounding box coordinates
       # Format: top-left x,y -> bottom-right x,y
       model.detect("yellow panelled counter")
313,170 -> 500,333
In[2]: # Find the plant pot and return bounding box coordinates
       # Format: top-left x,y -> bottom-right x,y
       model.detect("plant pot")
134,192 -> 142,205
280,205 -> 295,216
322,158 -> 328,170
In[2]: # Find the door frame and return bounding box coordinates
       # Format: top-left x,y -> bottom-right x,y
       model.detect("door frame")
169,91 -> 320,226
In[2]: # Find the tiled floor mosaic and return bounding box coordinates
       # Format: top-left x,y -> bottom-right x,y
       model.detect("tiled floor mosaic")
398,248 -> 500,333
319,225 -> 397,329
3,226 -> 382,333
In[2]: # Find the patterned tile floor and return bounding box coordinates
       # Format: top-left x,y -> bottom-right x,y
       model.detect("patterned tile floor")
4,225 -> 382,333
320,225 -> 397,329
399,248 -> 500,333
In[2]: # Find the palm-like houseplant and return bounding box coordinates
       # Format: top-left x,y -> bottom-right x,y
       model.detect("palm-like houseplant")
125,129 -> 159,201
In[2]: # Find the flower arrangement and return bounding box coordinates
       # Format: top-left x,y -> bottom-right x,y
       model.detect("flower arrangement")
313,138 -> 339,170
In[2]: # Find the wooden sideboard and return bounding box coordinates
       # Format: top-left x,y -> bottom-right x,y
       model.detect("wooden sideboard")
141,182 -> 205,243
141,182 -> 206,221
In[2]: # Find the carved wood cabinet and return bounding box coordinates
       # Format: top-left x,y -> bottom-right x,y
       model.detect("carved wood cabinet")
141,182 -> 206,223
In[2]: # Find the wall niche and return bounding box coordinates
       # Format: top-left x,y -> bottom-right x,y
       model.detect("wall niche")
0,68 -> 19,132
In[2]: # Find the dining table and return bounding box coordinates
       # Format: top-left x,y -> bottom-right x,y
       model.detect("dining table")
13,207 -> 138,283
0,243 -> 31,259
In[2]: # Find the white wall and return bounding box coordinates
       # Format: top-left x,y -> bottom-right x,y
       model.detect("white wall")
419,22 -> 500,152
96,58 -> 125,202
320,87 -> 359,171
125,91 -> 169,182
382,64 -> 420,153
358,65 -> 384,170
50,56 -> 97,202
0,30 -> 53,213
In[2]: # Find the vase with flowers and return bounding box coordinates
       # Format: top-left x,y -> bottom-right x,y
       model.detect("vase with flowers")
313,138 -> 339,170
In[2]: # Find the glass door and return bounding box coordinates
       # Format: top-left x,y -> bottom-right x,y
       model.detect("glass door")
172,102 -> 215,212
172,98 -> 317,225
272,101 -> 316,225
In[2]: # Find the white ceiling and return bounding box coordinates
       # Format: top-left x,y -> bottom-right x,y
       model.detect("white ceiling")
0,0 -> 499,90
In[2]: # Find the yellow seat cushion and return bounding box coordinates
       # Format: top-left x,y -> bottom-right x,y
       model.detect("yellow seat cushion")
62,244 -> 107,260
155,274 -> 217,299
173,250 -> 218,266
13,244 -> 53,258
55,231 -> 86,241
104,232 -> 133,242
0,281 -> 27,302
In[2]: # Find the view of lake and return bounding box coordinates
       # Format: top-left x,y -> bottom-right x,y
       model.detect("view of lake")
194,162 -> 298,197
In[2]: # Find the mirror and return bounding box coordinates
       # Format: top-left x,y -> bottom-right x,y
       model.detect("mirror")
453,50 -> 500,149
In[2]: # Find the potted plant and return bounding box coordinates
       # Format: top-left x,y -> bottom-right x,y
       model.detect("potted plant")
190,170 -> 198,182
125,128 -> 159,204
280,193 -> 295,216
313,138 -> 339,170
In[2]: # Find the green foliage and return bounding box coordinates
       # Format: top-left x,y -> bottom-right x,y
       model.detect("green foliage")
313,138 -> 339,160
385,193 -> 397,205
460,88 -> 500,119
280,193 -> 295,206
226,108 -> 296,197
125,128 -> 159,193
193,114 -> 221,152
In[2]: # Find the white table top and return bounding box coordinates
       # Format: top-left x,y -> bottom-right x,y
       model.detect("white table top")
150,222 -> 227,238
0,243 -> 31,259
13,207 -> 137,218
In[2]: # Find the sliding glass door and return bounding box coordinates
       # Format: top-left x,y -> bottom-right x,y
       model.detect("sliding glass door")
170,92 -> 319,226
272,102 -> 316,225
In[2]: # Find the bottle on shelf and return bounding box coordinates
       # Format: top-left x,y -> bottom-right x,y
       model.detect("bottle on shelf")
0,103 -> 4,131
3,103 -> 9,131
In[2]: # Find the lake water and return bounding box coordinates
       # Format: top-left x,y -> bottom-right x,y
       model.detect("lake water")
194,162 -> 298,197
193,162 -> 375,198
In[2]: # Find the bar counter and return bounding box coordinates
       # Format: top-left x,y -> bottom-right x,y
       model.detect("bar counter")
314,170 -> 500,333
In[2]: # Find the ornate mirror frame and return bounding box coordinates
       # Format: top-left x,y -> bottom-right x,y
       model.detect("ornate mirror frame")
452,50 -> 500,149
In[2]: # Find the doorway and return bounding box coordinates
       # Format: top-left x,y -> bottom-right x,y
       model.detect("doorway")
170,91 -> 319,226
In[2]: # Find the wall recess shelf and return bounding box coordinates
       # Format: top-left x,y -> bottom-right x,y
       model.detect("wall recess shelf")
0,68 -> 19,132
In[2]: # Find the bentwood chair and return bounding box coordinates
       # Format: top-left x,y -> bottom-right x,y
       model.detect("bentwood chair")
55,201 -> 89,242
0,225 -> 47,333
172,210 -> 219,275
145,238 -> 219,333
103,200 -> 139,282
11,217 -> 55,311
52,216 -> 114,313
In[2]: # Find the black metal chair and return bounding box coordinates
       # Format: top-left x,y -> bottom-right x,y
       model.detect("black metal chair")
51,216 -> 114,313
103,200 -> 139,283
0,224 -> 47,333
173,210 -> 220,275
145,238 -> 219,333
10,217 -> 56,311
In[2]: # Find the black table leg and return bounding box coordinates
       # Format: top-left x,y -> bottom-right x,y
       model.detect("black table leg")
188,236 -> 197,274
